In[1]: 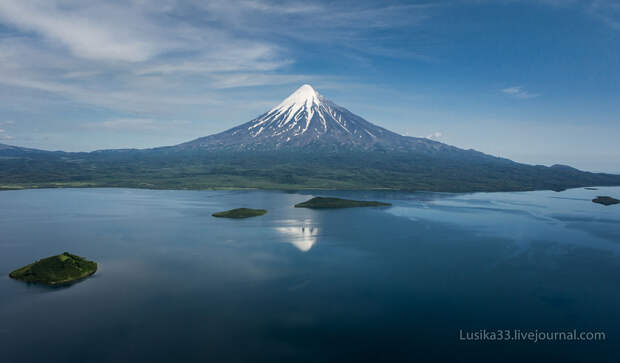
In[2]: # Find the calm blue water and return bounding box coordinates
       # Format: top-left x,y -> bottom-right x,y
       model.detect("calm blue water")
1,187 -> 619,362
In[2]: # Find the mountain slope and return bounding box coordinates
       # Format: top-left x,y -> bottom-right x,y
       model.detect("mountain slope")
174,84 -> 455,154
1,85 -> 620,192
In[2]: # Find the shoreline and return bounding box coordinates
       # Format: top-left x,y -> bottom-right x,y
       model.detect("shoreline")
9,267 -> 98,286
1,184 -> 618,195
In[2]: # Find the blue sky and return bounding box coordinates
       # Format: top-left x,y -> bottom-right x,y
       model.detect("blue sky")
0,0 -> 618,172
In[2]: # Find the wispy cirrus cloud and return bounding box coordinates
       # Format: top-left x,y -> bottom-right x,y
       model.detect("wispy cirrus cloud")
501,86 -> 540,99
84,118 -> 192,132
0,0 -> 440,120
0,1 -> 294,112
588,0 -> 620,30
0,1 -> 161,62
525,0 -> 620,30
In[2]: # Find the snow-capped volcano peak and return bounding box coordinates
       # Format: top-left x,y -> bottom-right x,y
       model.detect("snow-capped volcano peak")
269,84 -> 321,114
247,84 -> 330,137
257,84 -> 323,131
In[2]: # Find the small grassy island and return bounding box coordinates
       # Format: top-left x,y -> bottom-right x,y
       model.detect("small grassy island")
9,252 -> 97,285
212,208 -> 267,218
294,197 -> 391,209
592,196 -> 620,206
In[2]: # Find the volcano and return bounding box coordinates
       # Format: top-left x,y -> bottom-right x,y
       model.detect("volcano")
1,84 -> 620,192
174,84 -> 452,154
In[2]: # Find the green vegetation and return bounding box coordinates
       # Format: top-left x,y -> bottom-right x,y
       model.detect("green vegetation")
9,252 -> 98,285
294,196 -> 391,209
212,208 -> 267,218
0,185 -> 25,190
592,196 -> 620,206
1,150 -> 620,192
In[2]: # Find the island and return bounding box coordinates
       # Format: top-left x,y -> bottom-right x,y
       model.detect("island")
294,197 -> 391,209
9,252 -> 98,285
212,208 -> 267,218
584,187 -> 598,190
592,196 -> 620,206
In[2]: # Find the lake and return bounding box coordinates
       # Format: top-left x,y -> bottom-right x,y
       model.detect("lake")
1,187 -> 619,362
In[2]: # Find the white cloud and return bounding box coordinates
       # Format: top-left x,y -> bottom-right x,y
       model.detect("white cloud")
589,0 -> 620,30
136,44 -> 291,76
208,73 -> 315,89
501,86 -> 540,99
0,1 -> 161,62
234,1 -> 321,14
426,131 -> 442,140
84,118 -> 191,132
0,1 -> 301,116
0,0 -> 289,72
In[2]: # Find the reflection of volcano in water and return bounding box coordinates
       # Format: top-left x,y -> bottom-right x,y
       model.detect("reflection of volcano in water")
275,224 -> 319,252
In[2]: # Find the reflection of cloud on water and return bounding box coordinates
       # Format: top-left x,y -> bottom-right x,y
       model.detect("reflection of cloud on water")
275,223 -> 319,252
